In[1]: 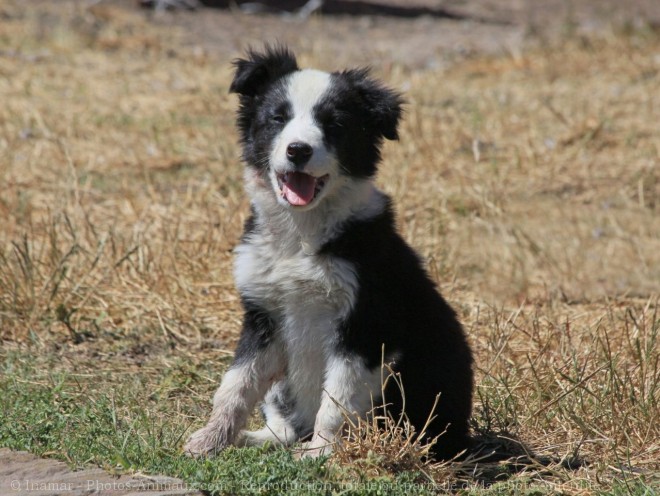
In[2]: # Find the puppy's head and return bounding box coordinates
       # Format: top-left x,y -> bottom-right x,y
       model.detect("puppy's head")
230,45 -> 403,211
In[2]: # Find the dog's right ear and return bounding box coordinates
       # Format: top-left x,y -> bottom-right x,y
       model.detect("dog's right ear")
230,45 -> 299,97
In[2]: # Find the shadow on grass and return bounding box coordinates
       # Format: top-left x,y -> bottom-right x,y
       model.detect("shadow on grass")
465,429 -> 587,486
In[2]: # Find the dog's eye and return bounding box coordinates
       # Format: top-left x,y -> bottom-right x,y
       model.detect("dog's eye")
323,111 -> 345,134
272,114 -> 286,124
324,119 -> 342,135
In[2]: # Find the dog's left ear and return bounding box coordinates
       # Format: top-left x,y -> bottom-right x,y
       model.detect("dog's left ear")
230,45 -> 299,97
342,68 -> 404,141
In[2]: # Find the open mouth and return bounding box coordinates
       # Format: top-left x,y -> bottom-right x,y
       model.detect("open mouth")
276,171 -> 329,207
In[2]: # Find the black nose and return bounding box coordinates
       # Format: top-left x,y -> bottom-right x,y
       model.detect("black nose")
286,142 -> 313,166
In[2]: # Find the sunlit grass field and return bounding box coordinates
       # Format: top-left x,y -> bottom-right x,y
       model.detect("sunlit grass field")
1,2 -> 658,494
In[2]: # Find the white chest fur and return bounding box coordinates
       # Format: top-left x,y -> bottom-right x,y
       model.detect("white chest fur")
233,229 -> 358,321
235,169 -> 369,320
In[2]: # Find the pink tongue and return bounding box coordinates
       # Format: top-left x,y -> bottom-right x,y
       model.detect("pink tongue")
282,172 -> 316,206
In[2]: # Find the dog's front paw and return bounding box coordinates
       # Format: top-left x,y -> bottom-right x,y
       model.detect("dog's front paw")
299,435 -> 335,459
184,424 -> 232,458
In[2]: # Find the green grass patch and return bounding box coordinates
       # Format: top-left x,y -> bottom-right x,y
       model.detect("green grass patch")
0,349 -> 447,496
2,346 -> 656,495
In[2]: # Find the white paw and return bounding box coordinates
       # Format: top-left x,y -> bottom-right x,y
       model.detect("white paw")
183,423 -> 232,457
299,435 -> 335,458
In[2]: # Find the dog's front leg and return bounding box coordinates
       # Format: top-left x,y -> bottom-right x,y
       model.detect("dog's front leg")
302,354 -> 379,458
184,308 -> 283,457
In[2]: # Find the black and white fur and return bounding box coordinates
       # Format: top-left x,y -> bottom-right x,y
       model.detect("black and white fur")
184,46 -> 473,460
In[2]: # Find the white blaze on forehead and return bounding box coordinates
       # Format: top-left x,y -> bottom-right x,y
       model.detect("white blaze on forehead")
268,68 -> 336,207
286,69 -> 332,119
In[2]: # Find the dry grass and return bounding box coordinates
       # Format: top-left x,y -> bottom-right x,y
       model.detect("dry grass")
330,361 -> 449,480
1,1 -> 658,493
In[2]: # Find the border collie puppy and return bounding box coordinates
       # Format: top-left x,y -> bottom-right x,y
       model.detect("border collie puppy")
184,46 -> 473,460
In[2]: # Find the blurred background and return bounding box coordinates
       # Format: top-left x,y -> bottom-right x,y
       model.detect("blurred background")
107,0 -> 659,69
